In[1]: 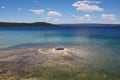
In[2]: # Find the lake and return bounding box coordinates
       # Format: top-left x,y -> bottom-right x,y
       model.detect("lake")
0,26 -> 120,50
0,26 -> 120,79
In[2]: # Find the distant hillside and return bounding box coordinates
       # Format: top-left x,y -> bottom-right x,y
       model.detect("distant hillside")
59,23 -> 120,27
0,22 -> 56,27
1,22 -> 120,27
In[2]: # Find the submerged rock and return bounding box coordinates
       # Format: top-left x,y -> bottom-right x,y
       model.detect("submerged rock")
38,46 -> 73,56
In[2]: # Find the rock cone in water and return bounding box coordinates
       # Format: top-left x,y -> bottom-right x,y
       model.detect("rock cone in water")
38,46 -> 73,56
55,46 -> 64,50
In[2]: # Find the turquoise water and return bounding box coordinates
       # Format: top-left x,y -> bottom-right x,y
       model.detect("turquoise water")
0,26 -> 120,49
0,26 -> 120,79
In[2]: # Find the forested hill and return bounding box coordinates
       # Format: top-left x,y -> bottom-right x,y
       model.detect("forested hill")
0,22 -> 56,27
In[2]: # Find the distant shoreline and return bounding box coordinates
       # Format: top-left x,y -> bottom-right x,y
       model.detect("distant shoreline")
58,23 -> 120,27
0,22 -> 120,27
0,22 -> 56,27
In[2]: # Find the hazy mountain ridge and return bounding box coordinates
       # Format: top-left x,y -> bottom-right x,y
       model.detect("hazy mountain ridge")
59,23 -> 120,27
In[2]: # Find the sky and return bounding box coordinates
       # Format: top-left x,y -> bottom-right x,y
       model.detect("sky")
0,0 -> 120,24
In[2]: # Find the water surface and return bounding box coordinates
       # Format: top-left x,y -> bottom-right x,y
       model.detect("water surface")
0,26 -> 120,79
0,26 -> 120,49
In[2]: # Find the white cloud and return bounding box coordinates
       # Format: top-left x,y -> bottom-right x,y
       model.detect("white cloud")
82,0 -> 101,4
30,9 -> 45,15
18,8 -> 22,11
74,14 -> 92,21
72,1 -> 103,12
1,6 -> 5,9
44,17 -> 51,21
101,14 -> 116,20
54,19 -> 60,22
48,11 -> 62,16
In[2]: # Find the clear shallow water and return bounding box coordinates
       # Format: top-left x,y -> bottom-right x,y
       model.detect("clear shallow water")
0,26 -> 120,79
0,26 -> 120,49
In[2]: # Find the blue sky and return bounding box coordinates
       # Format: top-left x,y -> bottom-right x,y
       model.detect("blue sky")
0,0 -> 120,24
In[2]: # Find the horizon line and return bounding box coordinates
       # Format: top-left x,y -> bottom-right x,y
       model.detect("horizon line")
0,21 -> 120,25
